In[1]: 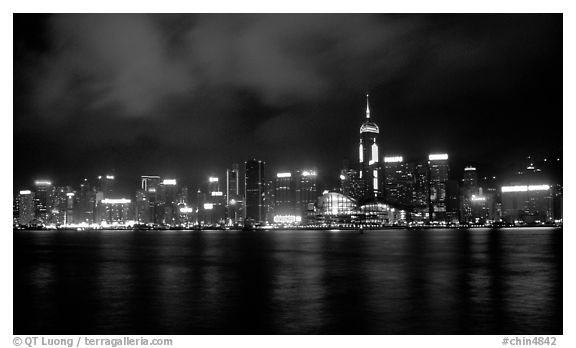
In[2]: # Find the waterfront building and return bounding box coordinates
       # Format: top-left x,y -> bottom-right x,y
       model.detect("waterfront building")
274,171 -> 296,221
428,153 -> 450,222
501,184 -> 553,223
411,163 -> 429,222
141,175 -> 161,224
296,170 -> 318,223
383,156 -> 413,208
207,176 -> 226,225
135,189 -> 149,223
226,164 -> 243,224
97,198 -> 132,224
78,179 -> 95,223
461,166 -> 479,223
244,159 -> 266,224
314,192 -> 358,225
157,179 -> 178,225
16,190 -> 35,225
359,200 -> 406,226
33,180 -> 53,223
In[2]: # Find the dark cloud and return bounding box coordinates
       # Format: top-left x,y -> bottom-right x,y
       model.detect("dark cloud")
14,14 -> 562,193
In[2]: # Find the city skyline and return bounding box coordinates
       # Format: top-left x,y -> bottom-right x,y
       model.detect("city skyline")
14,14 -> 562,193
13,116 -> 562,228
12,12 -> 564,337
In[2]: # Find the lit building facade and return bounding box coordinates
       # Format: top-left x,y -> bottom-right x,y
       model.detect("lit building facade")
461,166 -> 479,223
428,154 -> 450,222
244,159 -> 266,224
140,175 -> 161,224
296,170 -> 318,223
501,184 -> 554,224
97,174 -> 115,199
274,172 -> 296,219
34,180 -> 53,223
383,156 -> 413,208
226,164 -> 243,224
358,94 -> 381,200
340,167 -> 365,201
78,179 -> 95,223
314,192 -> 358,224
16,190 -> 35,225
157,179 -> 178,225
411,163 -> 429,222
207,176 -> 226,224
97,198 -> 132,224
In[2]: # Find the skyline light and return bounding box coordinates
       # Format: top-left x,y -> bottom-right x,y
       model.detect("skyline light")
501,185 -> 551,193
429,154 -> 449,161
101,198 -> 131,204
384,156 -> 403,163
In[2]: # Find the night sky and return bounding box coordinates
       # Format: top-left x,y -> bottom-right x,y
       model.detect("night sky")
14,14 -> 562,195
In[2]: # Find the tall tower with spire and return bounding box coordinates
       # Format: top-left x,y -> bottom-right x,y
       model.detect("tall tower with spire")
359,93 -> 381,200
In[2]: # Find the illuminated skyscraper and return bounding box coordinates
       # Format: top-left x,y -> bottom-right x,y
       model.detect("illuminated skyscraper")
33,180 -> 53,223
244,159 -> 266,224
296,170 -> 318,218
97,174 -> 115,199
461,166 -> 479,223
274,172 -> 296,219
383,156 -> 413,208
428,154 -> 450,222
226,164 -> 242,224
340,167 -> 365,201
16,190 -> 35,225
412,163 -> 429,221
157,179 -> 178,224
78,178 -> 95,223
207,176 -> 225,224
358,94 -> 381,200
141,175 -> 161,224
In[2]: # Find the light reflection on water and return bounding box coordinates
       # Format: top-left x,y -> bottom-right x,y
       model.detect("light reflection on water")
14,228 -> 562,334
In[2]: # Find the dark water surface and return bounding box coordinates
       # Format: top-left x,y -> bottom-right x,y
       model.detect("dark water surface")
14,228 -> 562,334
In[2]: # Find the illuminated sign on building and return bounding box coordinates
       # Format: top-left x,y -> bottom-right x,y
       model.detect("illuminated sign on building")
203,203 -> 214,210
359,144 -> 363,163
529,185 -> 551,191
211,191 -> 223,197
471,195 -> 486,201
302,171 -> 317,176
209,177 -> 219,183
429,154 -> 449,161
273,215 -> 302,224
106,175 -> 115,179
180,207 -> 193,213
162,179 -> 177,185
66,193 -> 75,197
34,180 -> 52,186
384,156 -> 403,163
102,198 -> 131,204
501,185 -> 550,193
19,190 -> 31,195
464,166 -> 476,171
277,172 -> 292,178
